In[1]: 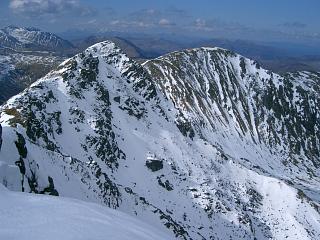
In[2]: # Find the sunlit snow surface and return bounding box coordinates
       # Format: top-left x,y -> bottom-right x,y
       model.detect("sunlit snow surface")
0,184 -> 171,240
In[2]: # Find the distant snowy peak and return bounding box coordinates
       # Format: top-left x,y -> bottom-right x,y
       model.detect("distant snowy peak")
0,26 -> 74,51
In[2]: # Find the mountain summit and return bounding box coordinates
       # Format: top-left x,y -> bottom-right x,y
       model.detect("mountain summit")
0,41 -> 319,239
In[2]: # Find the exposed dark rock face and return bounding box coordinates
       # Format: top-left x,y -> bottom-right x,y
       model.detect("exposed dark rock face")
0,42 -> 319,239
146,160 -> 163,172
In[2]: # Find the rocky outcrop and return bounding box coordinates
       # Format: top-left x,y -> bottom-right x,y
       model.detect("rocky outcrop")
0,42 -> 319,239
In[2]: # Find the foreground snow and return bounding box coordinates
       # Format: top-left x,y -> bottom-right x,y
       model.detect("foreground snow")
0,184 -> 171,240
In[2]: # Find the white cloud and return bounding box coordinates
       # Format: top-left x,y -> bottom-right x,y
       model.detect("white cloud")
9,0 -> 95,17
146,9 -> 156,15
195,18 -> 206,28
158,18 -> 173,26
281,22 -> 307,29
109,20 -> 152,28
87,19 -> 97,25
190,18 -> 215,32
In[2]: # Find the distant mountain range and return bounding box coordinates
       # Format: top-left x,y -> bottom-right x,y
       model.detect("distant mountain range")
0,26 -> 74,52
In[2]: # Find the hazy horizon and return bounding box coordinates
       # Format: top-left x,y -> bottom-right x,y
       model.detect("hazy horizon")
0,0 -> 319,47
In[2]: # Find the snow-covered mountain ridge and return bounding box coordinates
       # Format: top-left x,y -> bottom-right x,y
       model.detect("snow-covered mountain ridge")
0,26 -> 73,51
0,41 -> 319,239
144,47 -> 319,180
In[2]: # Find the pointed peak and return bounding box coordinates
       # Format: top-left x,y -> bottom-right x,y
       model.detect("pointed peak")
84,41 -> 120,56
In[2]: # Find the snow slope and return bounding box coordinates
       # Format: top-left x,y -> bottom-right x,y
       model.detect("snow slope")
0,183 -> 171,240
0,41 -> 319,239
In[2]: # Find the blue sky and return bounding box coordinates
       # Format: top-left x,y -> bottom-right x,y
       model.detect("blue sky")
1,0 -> 319,43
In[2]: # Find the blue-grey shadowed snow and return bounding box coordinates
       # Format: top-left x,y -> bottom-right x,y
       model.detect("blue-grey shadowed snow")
0,124 -> 2,151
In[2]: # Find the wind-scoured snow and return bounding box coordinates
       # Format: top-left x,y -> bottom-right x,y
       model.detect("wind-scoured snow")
0,41 -> 319,239
0,183 -> 171,240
